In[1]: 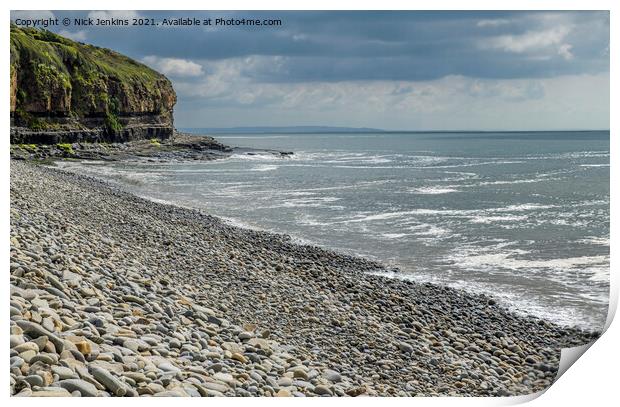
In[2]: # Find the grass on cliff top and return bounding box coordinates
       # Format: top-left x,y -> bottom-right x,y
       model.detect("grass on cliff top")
10,25 -> 165,87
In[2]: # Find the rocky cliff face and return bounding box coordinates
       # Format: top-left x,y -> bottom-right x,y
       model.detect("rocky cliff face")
10,26 -> 177,144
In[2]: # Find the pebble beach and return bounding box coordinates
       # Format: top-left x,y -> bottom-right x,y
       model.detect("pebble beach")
10,160 -> 597,397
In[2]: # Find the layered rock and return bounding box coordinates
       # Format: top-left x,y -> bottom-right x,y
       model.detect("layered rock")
10,26 -> 176,144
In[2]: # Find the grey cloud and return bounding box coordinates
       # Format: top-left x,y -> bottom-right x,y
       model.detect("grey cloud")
12,10 -> 609,82
9,10 -> 609,130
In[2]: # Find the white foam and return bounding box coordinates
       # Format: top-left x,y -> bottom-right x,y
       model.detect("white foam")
297,214 -> 331,227
323,155 -> 393,164
577,236 -> 610,246
409,160 -> 525,169
280,180 -> 395,193
406,224 -> 451,240
408,186 -> 459,195
477,179 -> 544,186
468,215 -> 528,224
380,233 -> 410,239
340,203 -> 555,224
440,171 -> 480,182
494,203 -> 557,212
277,196 -> 342,209
520,151 -> 609,160
450,246 -> 609,276
229,153 -> 279,161
251,164 -> 279,172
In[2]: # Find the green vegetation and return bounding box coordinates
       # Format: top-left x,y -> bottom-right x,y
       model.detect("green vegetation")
13,108 -> 60,130
11,25 -> 164,88
56,143 -> 74,155
104,112 -> 123,134
18,144 -> 37,151
10,24 -> 174,132
103,96 -> 123,134
32,62 -> 72,94
149,138 -> 161,147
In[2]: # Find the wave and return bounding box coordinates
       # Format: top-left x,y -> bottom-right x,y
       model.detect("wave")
409,160 -> 525,169
406,223 -> 452,240
449,244 -> 609,277
408,186 -> 459,195
380,233 -> 410,239
274,196 -> 343,209
468,215 -> 528,224
341,203 -> 556,224
229,153 -> 282,161
477,178 -> 545,186
54,153 -> 609,331
577,236 -> 610,246
251,164 -> 279,172
517,151 -> 609,160
440,171 -> 480,182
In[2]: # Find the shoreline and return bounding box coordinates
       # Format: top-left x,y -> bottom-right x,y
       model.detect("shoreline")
9,130 -> 294,162
53,156 -> 606,332
10,160 -> 598,397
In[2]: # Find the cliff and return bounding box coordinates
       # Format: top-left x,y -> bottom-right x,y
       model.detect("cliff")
10,26 -> 177,144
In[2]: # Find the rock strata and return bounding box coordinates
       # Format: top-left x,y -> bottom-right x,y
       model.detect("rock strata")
10,26 -> 176,144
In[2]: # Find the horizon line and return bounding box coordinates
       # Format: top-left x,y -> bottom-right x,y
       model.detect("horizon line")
179,126 -> 610,134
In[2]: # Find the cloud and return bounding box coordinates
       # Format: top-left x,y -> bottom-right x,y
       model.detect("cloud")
465,78 -> 545,101
142,56 -> 204,77
172,57 -> 553,112
58,30 -> 88,42
25,10 -> 608,129
45,11 -> 607,82
477,19 -> 510,27
11,10 -> 55,20
174,71 -> 609,130
481,26 -> 571,54
558,44 -> 574,60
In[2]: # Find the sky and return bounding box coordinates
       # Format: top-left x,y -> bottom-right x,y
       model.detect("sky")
11,10 -> 610,130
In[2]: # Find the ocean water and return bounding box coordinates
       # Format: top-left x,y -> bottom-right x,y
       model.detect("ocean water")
57,131 -> 610,330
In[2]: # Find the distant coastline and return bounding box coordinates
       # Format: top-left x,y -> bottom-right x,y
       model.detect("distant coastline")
182,127 -> 610,135
181,126 -> 385,134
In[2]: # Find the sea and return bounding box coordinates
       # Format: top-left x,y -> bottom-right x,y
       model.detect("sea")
56,130 -> 610,331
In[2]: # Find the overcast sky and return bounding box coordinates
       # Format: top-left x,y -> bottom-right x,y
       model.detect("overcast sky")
11,10 -> 610,130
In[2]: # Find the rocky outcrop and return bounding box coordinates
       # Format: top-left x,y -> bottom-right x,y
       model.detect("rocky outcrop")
10,26 -> 176,144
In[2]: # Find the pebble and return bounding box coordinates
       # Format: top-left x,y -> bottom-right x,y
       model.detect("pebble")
398,342 -> 414,353
58,379 -> 100,396
52,366 -> 79,379
91,366 -> 128,396
14,342 -> 39,353
314,385 -> 333,396
30,388 -> 72,397
23,375 -> 45,387
323,369 -> 342,383
201,382 -> 229,393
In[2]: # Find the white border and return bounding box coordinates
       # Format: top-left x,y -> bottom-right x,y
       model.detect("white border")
3,1 -> 616,406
